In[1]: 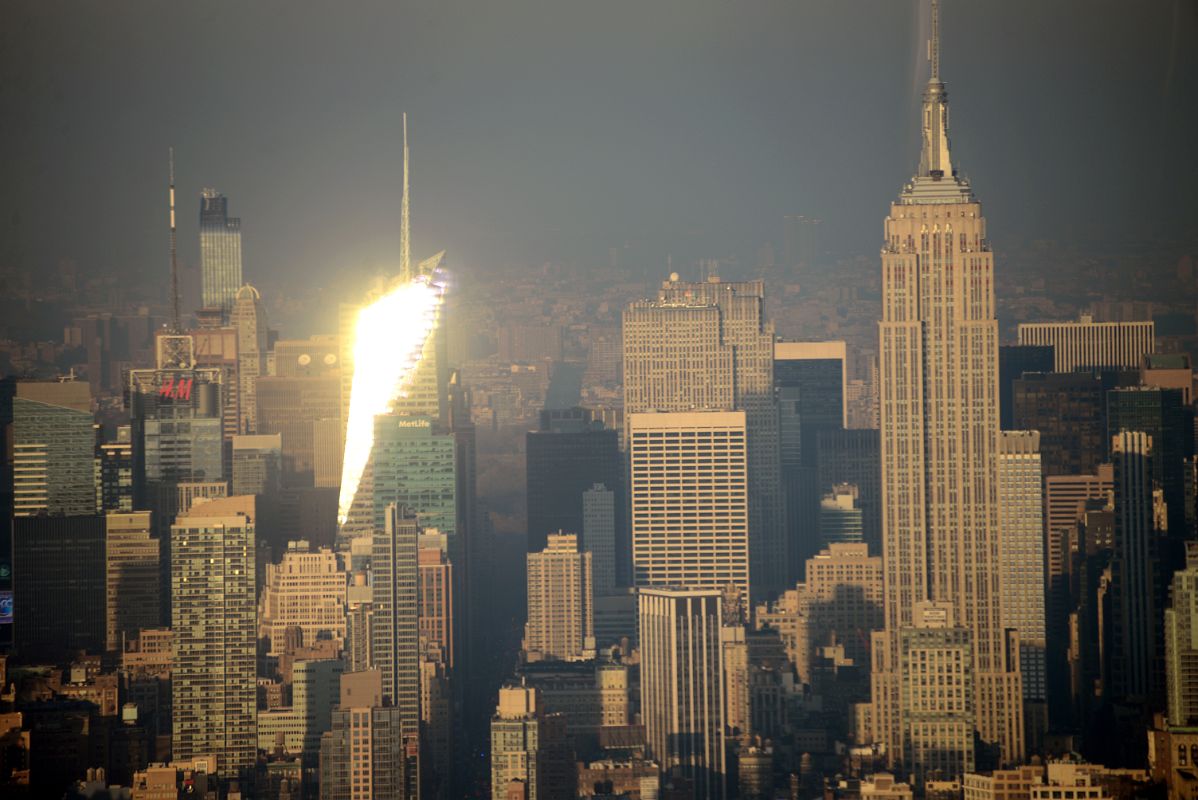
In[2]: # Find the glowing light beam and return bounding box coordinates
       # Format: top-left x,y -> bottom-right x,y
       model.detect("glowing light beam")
337,274 -> 446,525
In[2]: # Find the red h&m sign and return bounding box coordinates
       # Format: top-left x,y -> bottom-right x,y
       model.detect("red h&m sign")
158,377 -> 193,401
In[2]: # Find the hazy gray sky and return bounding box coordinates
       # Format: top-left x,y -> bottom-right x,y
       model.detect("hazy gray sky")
3,0 -> 1195,290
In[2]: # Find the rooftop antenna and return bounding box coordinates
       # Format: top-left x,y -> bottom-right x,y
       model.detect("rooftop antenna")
400,112 -> 411,282
928,0 -> 941,82
169,147 -> 180,332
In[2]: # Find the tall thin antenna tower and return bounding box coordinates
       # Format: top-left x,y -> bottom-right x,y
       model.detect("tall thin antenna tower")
169,146 -> 181,332
400,112 -> 411,282
929,0 -> 941,82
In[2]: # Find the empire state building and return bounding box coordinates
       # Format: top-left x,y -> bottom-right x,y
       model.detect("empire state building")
868,0 -> 1025,778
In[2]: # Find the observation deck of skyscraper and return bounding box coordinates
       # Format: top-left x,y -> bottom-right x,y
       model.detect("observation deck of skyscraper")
2,1 -> 1195,797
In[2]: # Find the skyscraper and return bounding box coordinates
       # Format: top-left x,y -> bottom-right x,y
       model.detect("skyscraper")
255,371 -> 341,487
628,410 -> 749,599
871,2 -> 1024,771
170,495 -> 257,779
1166,543 -> 1198,726
370,416 -> 457,541
13,515 -> 106,660
582,483 -> 617,596
525,410 -> 623,560
816,428 -> 882,553
997,431 -> 1047,744
320,669 -> 410,800
775,341 -> 847,580
371,504 -> 421,796
257,542 -> 347,655
524,532 -> 595,663
231,433 -> 282,496
1012,372 -> 1109,477
639,587 -> 726,799
1109,431 -> 1156,705
623,277 -> 783,598
98,425 -> 135,513
105,511 -> 159,652
1016,316 -> 1154,373
199,189 -> 243,315
12,380 -> 95,517
997,344 -> 1053,430
230,284 -> 268,434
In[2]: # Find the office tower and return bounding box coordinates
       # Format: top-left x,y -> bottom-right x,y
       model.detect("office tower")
371,415 -> 457,540
190,325 -> 242,443
1043,467 -> 1114,720
230,284 -> 268,434
623,276 -> 784,598
256,657 -> 343,760
997,432 -> 1047,743
525,409 -> 623,559
420,657 -> 454,800
12,380 -> 95,516
871,3 -> 1024,771
582,484 -> 617,596
99,426 -> 134,512
321,670 -> 410,800
775,341 -> 847,460
1017,316 -> 1154,373
128,337 -> 224,532
12,515 -> 105,659
490,684 -> 575,800
524,533 -> 595,663
817,428 -> 882,553
629,411 -> 749,598
775,341 -> 847,580
758,542 -> 883,685
371,504 -> 421,795
1167,544 -> 1198,726
313,417 -> 345,489
170,495 -> 257,779
231,432 -> 282,496
418,534 -> 454,666
1012,372 -> 1108,477
998,344 -> 1054,430
258,542 -> 347,655
819,484 -> 864,546
1107,387 -> 1192,535
1141,353 -> 1193,405
199,189 -> 243,315
639,587 -> 725,799
106,511 -> 159,652
1109,431 -> 1156,704
255,371 -> 340,487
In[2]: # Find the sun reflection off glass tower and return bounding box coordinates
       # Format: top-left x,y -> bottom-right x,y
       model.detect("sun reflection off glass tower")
336,114 -> 447,535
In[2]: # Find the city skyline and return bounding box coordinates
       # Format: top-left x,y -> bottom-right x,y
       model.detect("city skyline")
0,2 -> 1196,798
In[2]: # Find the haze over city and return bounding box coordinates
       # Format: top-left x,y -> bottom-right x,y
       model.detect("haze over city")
1,2 -> 1196,799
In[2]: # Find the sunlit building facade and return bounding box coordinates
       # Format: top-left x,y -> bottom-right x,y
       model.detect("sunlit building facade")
199,189 -> 243,315
870,4 -> 1024,773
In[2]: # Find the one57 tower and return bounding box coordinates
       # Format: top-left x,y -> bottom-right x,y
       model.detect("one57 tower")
868,0 -> 1024,777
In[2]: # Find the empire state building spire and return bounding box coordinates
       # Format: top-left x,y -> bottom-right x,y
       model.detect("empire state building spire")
918,0 -> 954,180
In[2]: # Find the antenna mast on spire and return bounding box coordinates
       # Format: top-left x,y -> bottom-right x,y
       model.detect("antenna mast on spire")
929,0 -> 941,82
400,112 -> 411,282
169,147 -> 181,332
